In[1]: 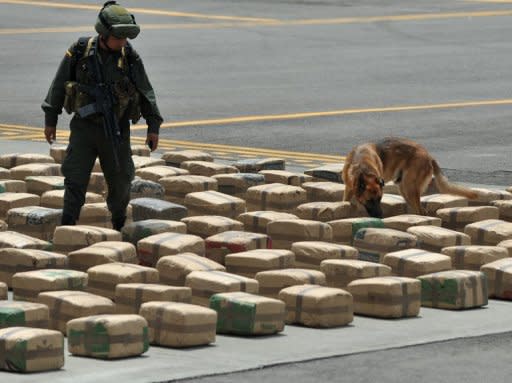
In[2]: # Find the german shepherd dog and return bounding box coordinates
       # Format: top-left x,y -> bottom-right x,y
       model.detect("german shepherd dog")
342,137 -> 479,218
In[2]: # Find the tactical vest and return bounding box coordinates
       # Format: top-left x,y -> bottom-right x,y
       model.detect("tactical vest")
63,36 -> 141,123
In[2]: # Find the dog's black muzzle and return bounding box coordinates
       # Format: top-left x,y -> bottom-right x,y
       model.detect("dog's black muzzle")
364,198 -> 383,218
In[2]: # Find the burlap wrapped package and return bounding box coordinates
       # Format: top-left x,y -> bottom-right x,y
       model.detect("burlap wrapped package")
12,269 -> 87,302
346,276 -> 421,318
182,215 -> 243,238
24,176 -> 64,196
205,231 -> 271,265
301,181 -> 345,202
237,211 -> 298,234
213,173 -> 265,198
87,172 -> 107,195
162,150 -> 213,168
246,183 -> 307,213
480,258 -> 512,298
0,327 -> 64,372
267,219 -> 332,250
441,245 -> 509,271
327,217 -> 385,245
67,314 -> 149,359
130,179 -> 165,200
7,206 -> 61,240
382,249 -> 452,278
159,175 -> 218,205
181,161 -> 239,177
68,241 -> 138,272
233,158 -> 285,173
225,249 -> 295,278
0,153 -> 55,169
156,253 -> 225,286
87,263 -> 159,300
0,282 -> 5,300
115,283 -> 191,314
0,192 -> 40,220
185,270 -> 259,307
418,270 -> 488,309
420,194 -> 468,216
41,190 -> 104,209
295,201 -> 352,222
184,191 -> 246,219
0,220 -> 6,231
37,290 -> 115,333
491,200 -> 512,222
255,269 -> 326,299
0,179 -> 26,193
291,241 -> 358,270
132,155 -> 165,169
0,249 -> 67,287
278,285 -> 353,328
0,231 -> 52,251
380,194 -> 408,218
49,146 -> 67,163
9,163 -> 61,180
464,219 -> 512,245
0,301 -> 49,329
52,225 -> 121,254
468,188 -> 512,207
137,232 -> 205,267
135,165 -> 189,182
0,168 -> 8,179
320,259 -> 392,288
131,144 -> 151,157
407,225 -> 470,253
303,163 -> 344,183
121,219 -> 187,246
353,228 -> 417,263
436,206 -> 500,231
139,301 -> 217,347
130,198 -> 187,222
383,214 -> 442,232
210,292 -> 285,335
259,170 -> 313,186
498,239 -> 512,257
507,186 -> 512,194
383,181 -> 401,195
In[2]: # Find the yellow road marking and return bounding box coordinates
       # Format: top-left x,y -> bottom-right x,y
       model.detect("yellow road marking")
0,0 -> 276,22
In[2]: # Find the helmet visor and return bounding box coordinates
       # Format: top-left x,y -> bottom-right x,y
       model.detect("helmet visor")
110,24 -> 140,39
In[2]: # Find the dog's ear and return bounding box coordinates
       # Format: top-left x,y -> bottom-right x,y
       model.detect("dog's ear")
357,173 -> 366,195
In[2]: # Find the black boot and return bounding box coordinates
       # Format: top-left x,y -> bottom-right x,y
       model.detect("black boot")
112,216 -> 126,231
61,213 -> 76,226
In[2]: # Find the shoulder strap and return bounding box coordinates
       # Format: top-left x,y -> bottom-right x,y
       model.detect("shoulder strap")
74,36 -> 93,60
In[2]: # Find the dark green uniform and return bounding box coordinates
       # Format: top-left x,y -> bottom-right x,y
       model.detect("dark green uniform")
42,35 -> 163,227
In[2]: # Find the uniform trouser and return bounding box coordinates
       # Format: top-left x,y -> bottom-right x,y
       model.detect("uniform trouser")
61,117 -> 135,224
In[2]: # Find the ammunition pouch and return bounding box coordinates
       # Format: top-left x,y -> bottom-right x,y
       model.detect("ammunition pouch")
113,77 -> 141,123
63,81 -> 91,115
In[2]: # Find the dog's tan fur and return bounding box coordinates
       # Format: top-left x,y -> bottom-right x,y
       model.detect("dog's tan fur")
342,137 -> 479,217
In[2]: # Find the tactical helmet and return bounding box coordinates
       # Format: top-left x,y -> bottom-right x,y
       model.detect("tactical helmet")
95,1 -> 140,39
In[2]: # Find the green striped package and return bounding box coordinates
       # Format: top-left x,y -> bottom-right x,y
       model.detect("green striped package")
327,217 -> 384,245
0,301 -> 49,329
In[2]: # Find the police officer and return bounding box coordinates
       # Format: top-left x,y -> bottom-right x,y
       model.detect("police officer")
42,1 -> 163,230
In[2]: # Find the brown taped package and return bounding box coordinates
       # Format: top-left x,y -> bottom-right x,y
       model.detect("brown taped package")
0,153 -> 55,169
436,206 -> 500,231
320,259 -> 392,288
441,245 -> 509,271
491,200 -> 512,222
464,219 -> 512,245
132,155 -> 165,169
25,176 -> 64,195
205,230 -> 271,265
301,181 -> 345,202
37,290 -> 115,333
353,228 -> 417,263
135,165 -> 189,182
0,168 -> 8,179
225,249 -> 295,278
130,179 -> 164,200
255,268 -> 326,299
0,301 -> 49,329
295,201 -> 352,222
162,150 -> 213,167
131,144 -> 151,157
139,301 -> 217,347
420,194 -> 468,216
0,231 -> 52,251
237,211 -> 299,234
303,163 -> 344,183
130,198 -> 187,222
184,191 -> 246,219
0,283 -> 5,299
0,180 -> 27,193
68,241 -> 138,272
12,269 -> 87,302
49,146 -> 67,164
181,161 -> 239,177
40,190 -> 104,209
382,249 -> 452,278
480,258 -> 512,299
0,327 -> 64,372
278,284 -> 353,328
121,219 -> 187,246
498,239 -> 512,257
7,206 -> 61,240
52,225 -> 122,254
245,183 -> 307,212
87,172 -> 107,195
156,253 -> 225,286
468,188 -> 512,206
182,215 -> 243,238
67,314 -> 149,359
346,276 -> 421,318
87,263 -> 159,300
259,170 -> 313,186
9,163 -> 61,180
327,217 -> 385,245
383,214 -> 442,232
233,157 -> 285,173
291,241 -> 358,270
0,193 -> 40,220
407,225 -> 470,253
185,270 -> 259,307
380,194 -> 408,218
0,249 -> 67,287
137,232 -> 205,267
115,283 -> 191,314
213,173 -> 266,199
159,175 -> 218,205
267,219 -> 333,250
76,202 -> 112,228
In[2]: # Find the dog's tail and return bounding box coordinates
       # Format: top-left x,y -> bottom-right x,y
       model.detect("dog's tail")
432,160 -> 479,199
